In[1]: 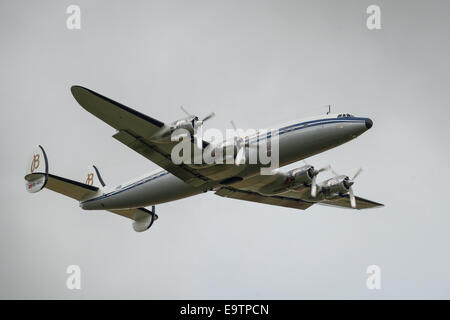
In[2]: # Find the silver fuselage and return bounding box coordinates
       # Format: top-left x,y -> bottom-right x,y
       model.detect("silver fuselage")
80,115 -> 371,210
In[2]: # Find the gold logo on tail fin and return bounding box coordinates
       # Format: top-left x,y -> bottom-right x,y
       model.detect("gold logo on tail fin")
86,173 -> 94,186
31,154 -> 40,173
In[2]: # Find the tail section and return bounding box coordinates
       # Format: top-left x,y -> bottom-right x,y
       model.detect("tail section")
25,145 -> 101,201
25,145 -> 158,232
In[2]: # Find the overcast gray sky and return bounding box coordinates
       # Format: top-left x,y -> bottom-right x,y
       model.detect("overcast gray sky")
1,0 -> 450,299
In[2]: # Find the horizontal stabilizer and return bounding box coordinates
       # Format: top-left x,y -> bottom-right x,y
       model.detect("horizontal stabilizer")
25,173 -> 99,201
25,145 -> 158,232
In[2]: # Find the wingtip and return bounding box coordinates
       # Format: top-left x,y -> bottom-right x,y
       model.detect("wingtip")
71,85 -> 85,94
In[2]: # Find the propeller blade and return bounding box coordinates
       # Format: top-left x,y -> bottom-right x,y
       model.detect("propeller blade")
235,147 -> 245,165
331,169 -> 340,177
172,132 -> 190,141
317,164 -> 331,173
352,168 -> 363,181
194,130 -> 203,149
230,120 -> 244,148
349,187 -> 356,208
311,175 -> 317,197
180,105 -> 191,117
202,112 -> 215,122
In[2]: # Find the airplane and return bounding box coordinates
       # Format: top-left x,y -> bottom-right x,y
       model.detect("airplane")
24,86 -> 383,232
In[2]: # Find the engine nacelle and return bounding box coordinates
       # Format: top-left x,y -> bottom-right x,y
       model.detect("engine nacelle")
258,165 -> 314,195
322,176 -> 351,196
150,121 -> 194,144
286,166 -> 315,190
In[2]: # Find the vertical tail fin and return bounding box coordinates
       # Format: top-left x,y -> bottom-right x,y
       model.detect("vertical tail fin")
25,145 -> 48,193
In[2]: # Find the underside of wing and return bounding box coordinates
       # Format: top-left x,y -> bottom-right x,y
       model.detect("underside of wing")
112,129 -> 210,187
71,86 -> 212,187
215,186 -> 314,210
71,86 -> 164,135
318,195 -> 384,209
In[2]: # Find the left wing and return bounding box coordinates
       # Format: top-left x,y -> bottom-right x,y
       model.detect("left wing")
71,86 -> 214,188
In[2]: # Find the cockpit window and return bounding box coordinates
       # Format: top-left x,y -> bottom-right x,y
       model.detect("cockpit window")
337,113 -> 354,118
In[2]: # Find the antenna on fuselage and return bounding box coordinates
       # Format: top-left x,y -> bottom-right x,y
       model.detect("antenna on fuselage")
326,104 -> 331,115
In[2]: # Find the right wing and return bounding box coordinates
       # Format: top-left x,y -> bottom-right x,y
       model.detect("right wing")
215,186 -> 314,210
215,171 -> 383,211
71,86 -> 213,187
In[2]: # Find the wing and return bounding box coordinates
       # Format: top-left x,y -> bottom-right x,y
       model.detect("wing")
71,86 -> 213,187
215,171 -> 383,211
318,195 -> 384,209
215,186 -> 314,210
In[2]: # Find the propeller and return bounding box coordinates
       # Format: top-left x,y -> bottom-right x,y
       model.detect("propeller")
180,106 -> 215,127
180,106 -> 215,148
349,186 -> 356,209
323,166 -> 363,208
351,167 -> 363,181
194,112 -> 215,148
180,105 -> 191,117
309,163 -> 331,197
336,167 -> 362,208
230,120 -> 264,165
230,120 -> 245,165
347,168 -> 362,208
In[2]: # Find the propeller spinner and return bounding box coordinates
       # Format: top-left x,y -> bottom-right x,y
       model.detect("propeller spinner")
308,163 -> 331,197
332,167 -> 363,208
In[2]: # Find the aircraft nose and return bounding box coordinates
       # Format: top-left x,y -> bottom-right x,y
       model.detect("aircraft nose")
365,118 -> 373,129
